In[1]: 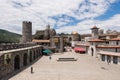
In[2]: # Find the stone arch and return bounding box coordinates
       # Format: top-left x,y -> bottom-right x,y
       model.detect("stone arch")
34,50 -> 37,59
38,50 -> 40,56
23,53 -> 28,66
37,50 -> 40,57
33,51 -> 35,60
14,55 -> 20,70
113,56 -> 118,64
69,37 -> 72,41
88,45 -> 96,57
36,50 -> 39,58
39,49 -> 42,56
29,51 -> 32,62
91,48 -> 94,56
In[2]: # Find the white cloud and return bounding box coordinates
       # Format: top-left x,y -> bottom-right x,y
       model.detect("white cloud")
0,0 -> 119,34
96,14 -> 120,30
60,14 -> 120,34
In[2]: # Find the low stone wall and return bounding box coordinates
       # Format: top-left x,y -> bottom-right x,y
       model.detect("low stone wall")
0,45 -> 43,79
0,43 -> 37,51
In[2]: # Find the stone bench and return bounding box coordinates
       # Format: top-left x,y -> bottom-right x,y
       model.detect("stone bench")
57,58 -> 77,61
59,58 -> 75,60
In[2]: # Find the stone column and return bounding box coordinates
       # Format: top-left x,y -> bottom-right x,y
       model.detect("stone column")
27,50 -> 30,64
60,37 -> 64,53
50,37 -> 55,48
118,57 -> 120,65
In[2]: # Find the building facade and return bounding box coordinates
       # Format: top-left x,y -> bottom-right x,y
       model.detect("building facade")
76,26 -> 120,65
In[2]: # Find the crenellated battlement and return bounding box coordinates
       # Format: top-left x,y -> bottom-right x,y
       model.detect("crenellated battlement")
23,21 -> 32,24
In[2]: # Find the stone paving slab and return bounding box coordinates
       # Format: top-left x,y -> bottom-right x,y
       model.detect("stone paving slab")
9,52 -> 120,80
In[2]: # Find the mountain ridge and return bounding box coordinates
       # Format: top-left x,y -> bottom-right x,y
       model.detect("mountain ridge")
0,29 -> 21,43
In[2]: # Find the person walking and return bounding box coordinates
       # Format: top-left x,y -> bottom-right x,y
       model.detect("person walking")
31,67 -> 33,73
49,56 -> 52,60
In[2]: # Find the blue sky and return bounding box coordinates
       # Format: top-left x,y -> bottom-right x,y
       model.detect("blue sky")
95,1 -> 120,20
0,0 -> 120,34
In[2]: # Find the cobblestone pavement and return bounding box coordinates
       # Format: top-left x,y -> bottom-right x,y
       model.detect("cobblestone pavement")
9,52 -> 120,80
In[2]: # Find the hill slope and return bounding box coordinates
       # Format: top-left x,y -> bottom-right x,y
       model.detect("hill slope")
0,29 -> 21,43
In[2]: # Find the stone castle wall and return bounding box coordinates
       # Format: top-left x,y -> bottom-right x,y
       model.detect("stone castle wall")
0,45 -> 43,79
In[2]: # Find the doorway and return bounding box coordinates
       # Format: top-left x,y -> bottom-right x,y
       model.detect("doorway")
29,51 -> 32,62
91,48 -> 94,56
113,56 -> 118,64
14,55 -> 20,70
23,53 -> 28,66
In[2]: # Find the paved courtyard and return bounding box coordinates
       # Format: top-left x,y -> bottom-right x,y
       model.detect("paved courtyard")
9,52 -> 120,80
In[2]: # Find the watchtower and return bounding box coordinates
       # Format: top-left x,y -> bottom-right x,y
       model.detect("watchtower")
44,25 -> 50,39
91,26 -> 99,39
21,21 -> 32,43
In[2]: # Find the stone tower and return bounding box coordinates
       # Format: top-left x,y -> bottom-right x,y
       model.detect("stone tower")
91,26 -> 99,39
21,21 -> 32,43
44,25 -> 50,39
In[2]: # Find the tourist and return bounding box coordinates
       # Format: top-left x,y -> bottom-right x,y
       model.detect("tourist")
49,56 -> 52,60
31,67 -> 33,73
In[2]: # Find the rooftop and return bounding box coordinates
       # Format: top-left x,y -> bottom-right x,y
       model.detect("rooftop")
32,39 -> 50,43
98,50 -> 120,57
88,39 -> 105,42
100,34 -> 118,37
109,38 -> 120,41
97,45 -> 120,48
76,43 -> 90,47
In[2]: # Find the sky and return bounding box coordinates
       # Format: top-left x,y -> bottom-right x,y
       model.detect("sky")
0,0 -> 120,34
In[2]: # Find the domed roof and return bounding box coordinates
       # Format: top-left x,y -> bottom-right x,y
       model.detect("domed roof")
91,26 -> 99,29
72,31 -> 78,34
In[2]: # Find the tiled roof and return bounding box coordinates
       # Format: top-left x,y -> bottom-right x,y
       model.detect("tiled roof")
109,38 -> 120,41
81,34 -> 91,37
32,39 -> 50,43
88,39 -> 105,42
97,45 -> 120,48
76,44 -> 90,47
100,34 -> 118,36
